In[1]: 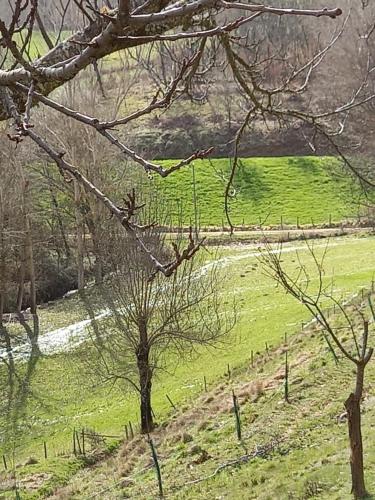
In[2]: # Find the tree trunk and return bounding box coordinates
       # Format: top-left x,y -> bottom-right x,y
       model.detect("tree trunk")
16,251 -> 26,313
24,213 -> 36,315
74,180 -> 85,290
85,214 -> 103,285
139,364 -> 153,434
136,332 -> 154,433
344,362 -> 367,499
44,166 -> 71,262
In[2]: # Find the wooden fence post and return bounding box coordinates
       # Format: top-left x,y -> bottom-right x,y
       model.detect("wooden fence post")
284,351 -> 289,403
76,430 -> 82,455
73,429 -> 77,456
232,390 -> 242,441
148,436 -> 163,497
166,394 -> 176,410
82,429 -> 85,456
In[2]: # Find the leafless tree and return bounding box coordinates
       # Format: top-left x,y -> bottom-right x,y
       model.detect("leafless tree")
80,208 -> 235,433
0,134 -> 41,349
0,1 -> 358,275
260,239 -> 373,498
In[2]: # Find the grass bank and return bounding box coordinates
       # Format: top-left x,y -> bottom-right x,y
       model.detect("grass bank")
155,157 -> 365,227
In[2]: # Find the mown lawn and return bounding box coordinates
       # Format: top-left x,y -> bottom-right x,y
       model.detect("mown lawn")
154,157 -> 365,227
1,235 -> 375,497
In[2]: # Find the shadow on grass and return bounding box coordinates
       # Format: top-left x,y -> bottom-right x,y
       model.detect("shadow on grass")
231,159 -> 272,203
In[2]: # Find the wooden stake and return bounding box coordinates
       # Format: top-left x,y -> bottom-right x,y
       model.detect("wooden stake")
76,430 -> 82,455
232,390 -> 242,441
73,429 -> 76,456
148,436 -> 163,497
81,429 -> 85,456
166,394 -> 176,410
284,351 -> 289,403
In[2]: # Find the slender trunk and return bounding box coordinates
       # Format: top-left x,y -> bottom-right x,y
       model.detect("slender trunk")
45,169 -> 71,261
345,361 -> 367,499
0,289 -> 4,327
91,230 -> 103,285
74,180 -> 85,290
0,188 -> 6,321
25,213 -> 36,315
16,252 -> 26,313
85,214 -> 103,284
19,171 -> 39,348
137,321 -> 153,434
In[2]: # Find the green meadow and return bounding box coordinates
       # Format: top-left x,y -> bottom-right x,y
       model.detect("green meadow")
1,235 -> 375,498
155,157 -> 365,227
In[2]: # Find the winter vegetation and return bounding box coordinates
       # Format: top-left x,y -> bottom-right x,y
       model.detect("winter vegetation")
1,1 -> 375,499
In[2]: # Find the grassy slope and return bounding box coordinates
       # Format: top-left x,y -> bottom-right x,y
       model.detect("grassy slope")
1,235 -> 375,497
52,293 -> 375,500
155,157 -> 363,227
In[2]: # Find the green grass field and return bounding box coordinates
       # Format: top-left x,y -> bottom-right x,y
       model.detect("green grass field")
69,291 -> 375,500
154,157 -> 365,227
1,235 -> 375,498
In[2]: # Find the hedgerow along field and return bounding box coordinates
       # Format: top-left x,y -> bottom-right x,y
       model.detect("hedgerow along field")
1,235 -> 375,498
153,156 -> 366,227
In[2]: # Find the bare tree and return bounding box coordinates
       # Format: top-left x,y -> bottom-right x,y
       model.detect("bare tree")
260,240 -> 373,498
0,1 -> 353,276
80,210 -> 235,433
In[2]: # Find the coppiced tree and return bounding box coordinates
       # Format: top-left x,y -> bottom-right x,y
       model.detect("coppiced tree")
81,201 -> 235,433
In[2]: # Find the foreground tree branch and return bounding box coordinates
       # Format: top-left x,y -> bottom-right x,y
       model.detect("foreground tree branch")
0,2 -> 342,120
0,2 -> 349,276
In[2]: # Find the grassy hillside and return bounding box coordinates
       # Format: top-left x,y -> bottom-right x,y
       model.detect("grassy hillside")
52,290 -> 375,500
1,235 -> 375,497
155,157 -> 364,227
